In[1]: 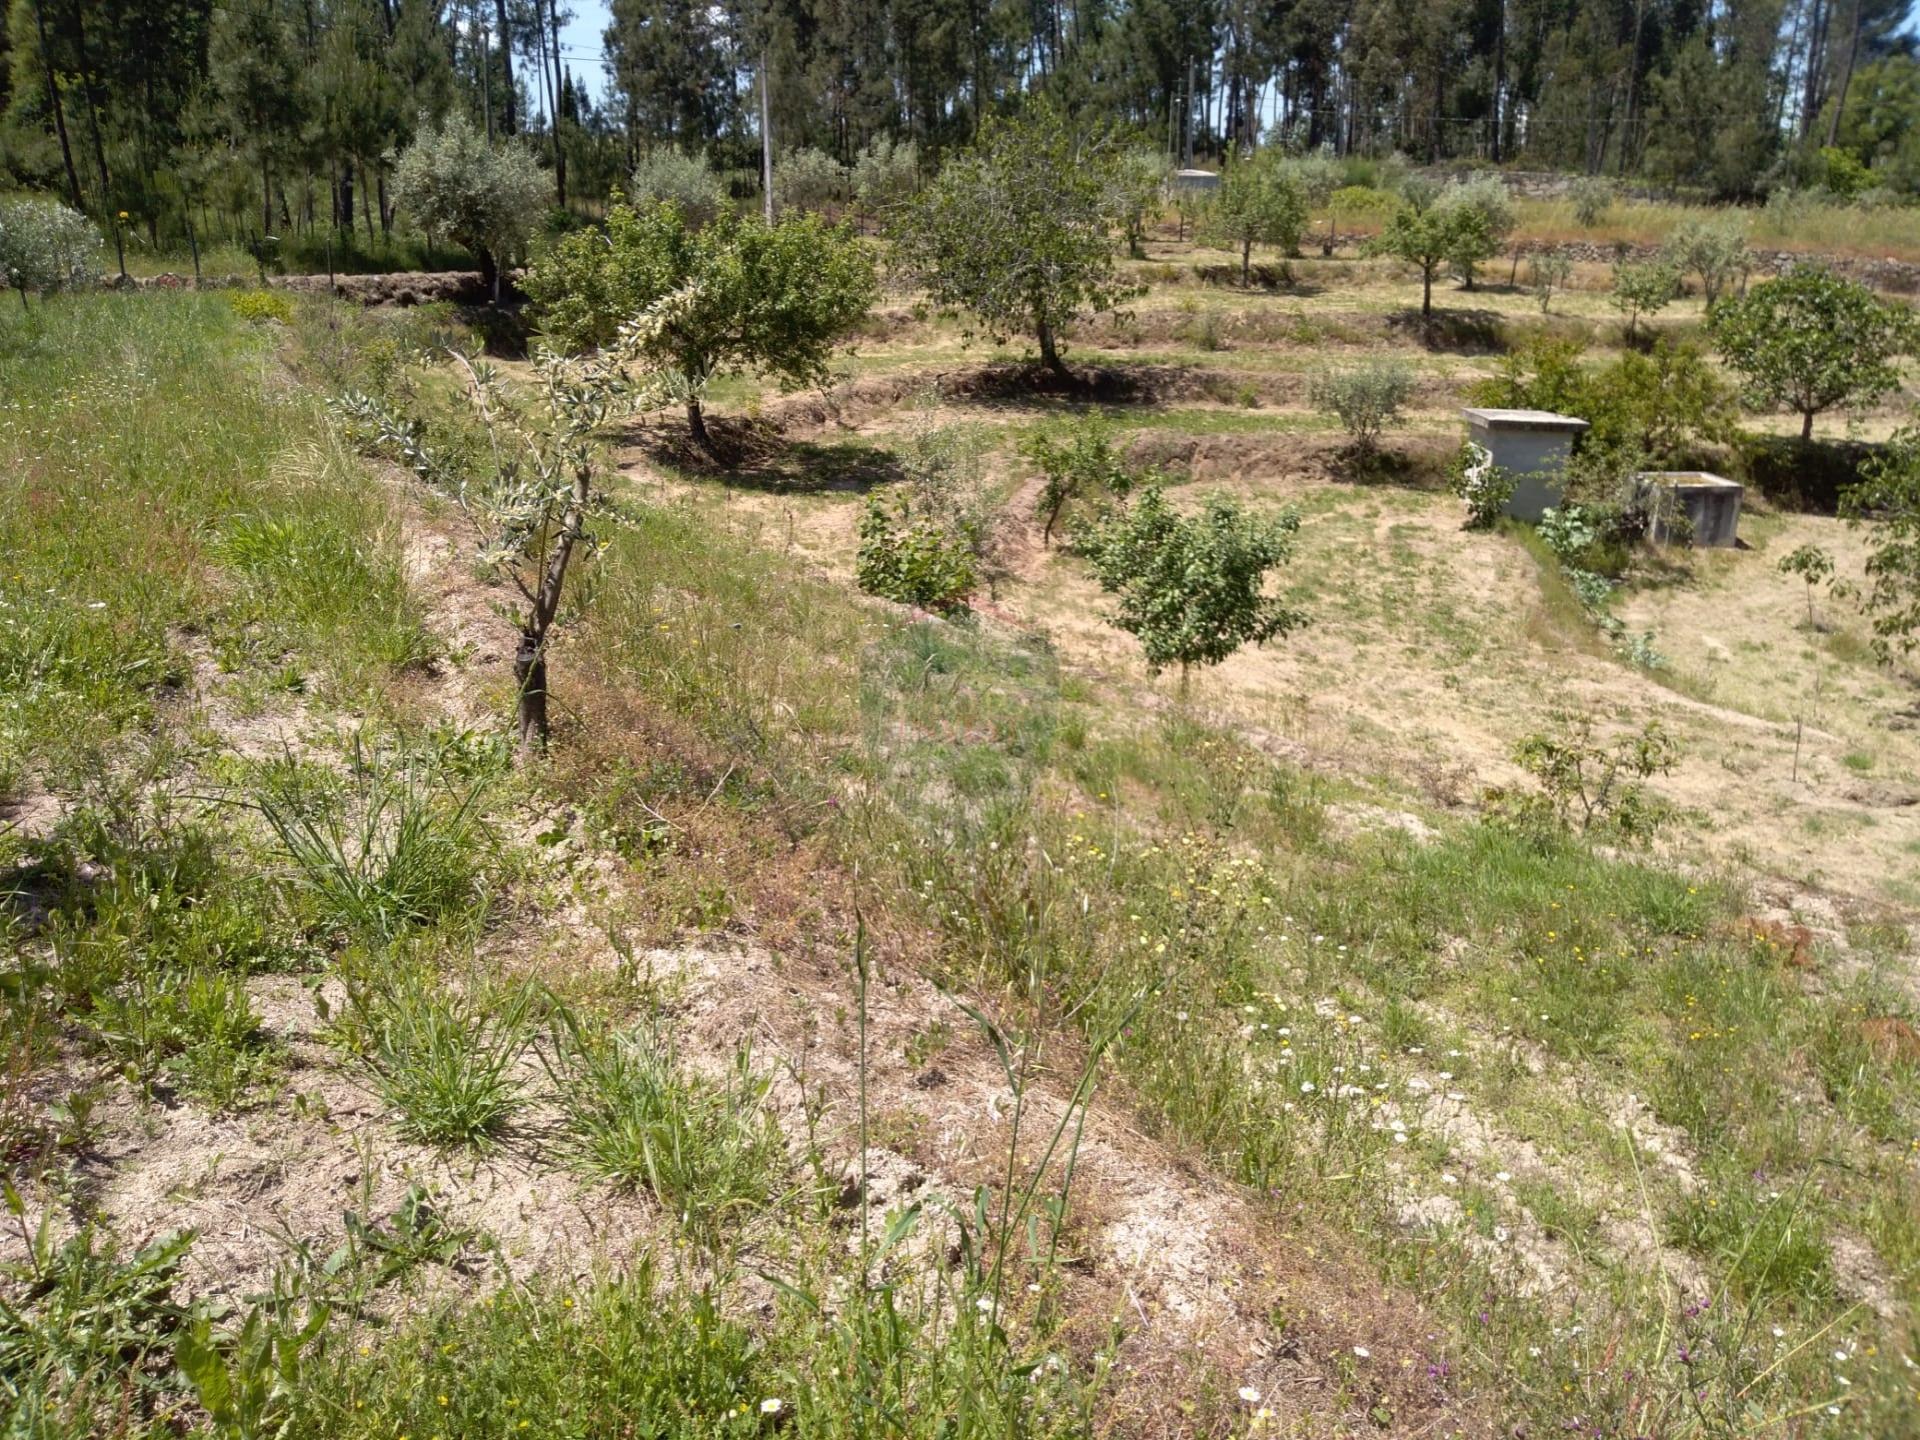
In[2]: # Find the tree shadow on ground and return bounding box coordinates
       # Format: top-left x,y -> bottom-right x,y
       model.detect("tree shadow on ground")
1384,306 -> 1510,353
1191,262 -> 1326,296
625,416 -> 909,494
1319,440 -> 1455,492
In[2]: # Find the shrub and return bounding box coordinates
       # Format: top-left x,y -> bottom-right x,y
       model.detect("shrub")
1110,145 -> 1168,257
1079,486 -> 1306,679
1778,543 -> 1835,627
392,115 -> 546,301
1022,410 -> 1142,545
856,491 -> 980,612
226,288 -> 296,325
1840,424 -> 1920,658
1447,442 -> 1516,528
0,195 -> 102,304
1309,360 -> 1415,455
629,147 -> 727,227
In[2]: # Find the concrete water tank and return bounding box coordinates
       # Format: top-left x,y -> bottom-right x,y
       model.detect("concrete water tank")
1636,472 -> 1743,548
1459,408 -> 1591,522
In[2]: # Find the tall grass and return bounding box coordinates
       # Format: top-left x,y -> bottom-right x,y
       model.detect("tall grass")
0,293 -> 429,792
1511,195 -> 1920,261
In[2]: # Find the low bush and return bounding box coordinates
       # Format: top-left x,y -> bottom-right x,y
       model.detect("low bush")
1309,359 -> 1415,455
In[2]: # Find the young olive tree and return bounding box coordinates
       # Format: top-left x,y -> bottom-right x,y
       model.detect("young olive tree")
777,147 -> 849,215
1711,266 -> 1915,441
340,321 -> 668,753
1110,146 -> 1169,259
1202,154 -> 1309,285
1080,486 -> 1306,683
525,201 -> 878,457
391,115 -> 547,302
851,135 -> 918,231
1309,360 -> 1415,457
0,196 -> 102,307
1661,215 -> 1750,303
630,149 -> 728,228
889,102 -> 1141,383
1528,249 -> 1573,313
1609,259 -> 1678,343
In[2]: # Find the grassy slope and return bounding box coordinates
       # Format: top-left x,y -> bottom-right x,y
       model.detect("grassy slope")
0,290 -> 1915,1440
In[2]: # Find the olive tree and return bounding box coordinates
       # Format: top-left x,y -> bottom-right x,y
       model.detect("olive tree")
1711,265 -> 1915,441
1661,215 -> 1750,303
1110,146 -> 1169,259
392,115 -> 547,302
1080,486 -> 1306,682
1201,153 -> 1309,285
339,323 -> 668,753
630,148 -> 728,228
851,135 -> 918,230
777,147 -> 848,215
525,200 -> 878,457
890,102 -> 1140,383
0,196 -> 102,306
1528,249 -> 1573,313
1309,360 -> 1415,456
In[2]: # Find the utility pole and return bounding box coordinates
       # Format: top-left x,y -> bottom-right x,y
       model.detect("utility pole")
761,50 -> 775,222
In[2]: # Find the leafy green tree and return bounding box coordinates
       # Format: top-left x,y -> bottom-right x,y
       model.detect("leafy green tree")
525,199 -> 878,456
1778,544 -> 1835,628
1711,265 -> 1915,440
1365,182 -> 1483,327
1437,174 -> 1513,290
1080,486 -> 1306,681
1609,259 -> 1678,343
392,114 -> 546,301
1309,360 -> 1415,457
0,193 -> 99,304
889,102 -> 1140,383
1201,153 -> 1308,285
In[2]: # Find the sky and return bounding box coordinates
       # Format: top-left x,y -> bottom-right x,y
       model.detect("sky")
555,0 -> 617,107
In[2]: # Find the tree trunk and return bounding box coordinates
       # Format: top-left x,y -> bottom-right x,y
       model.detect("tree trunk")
1825,0 -> 1864,148
546,0 -> 568,209
515,629 -> 549,753
1241,238 -> 1252,286
1036,318 -> 1071,383
687,395 -> 720,458
1802,409 -> 1815,442
68,0 -> 124,278
478,245 -> 499,303
1422,267 -> 1434,321
494,0 -> 516,133
30,0 -> 83,211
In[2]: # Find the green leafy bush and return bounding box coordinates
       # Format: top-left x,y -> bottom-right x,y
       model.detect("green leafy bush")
1200,152 -> 1309,284
1079,486 -> 1305,677
856,492 -> 979,612
1481,718 -> 1677,842
776,146 -> 848,213
391,114 -> 546,300
1609,258 -> 1678,341
1569,176 -> 1612,227
225,288 -> 296,324
1446,442 -> 1516,528
1660,215 -> 1750,302
1021,410 -> 1139,545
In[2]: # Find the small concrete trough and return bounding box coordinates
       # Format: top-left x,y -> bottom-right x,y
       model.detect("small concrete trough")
1460,408 -> 1590,522
1636,471 -> 1743,548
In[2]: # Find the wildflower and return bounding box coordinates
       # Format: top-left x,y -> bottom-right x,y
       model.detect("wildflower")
1238,1386 -> 1262,1404
1352,1346 -> 1370,1359
1300,1081 -> 1316,1093
760,1399 -> 784,1415
1495,1171 -> 1512,1183
1771,1327 -> 1785,1338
